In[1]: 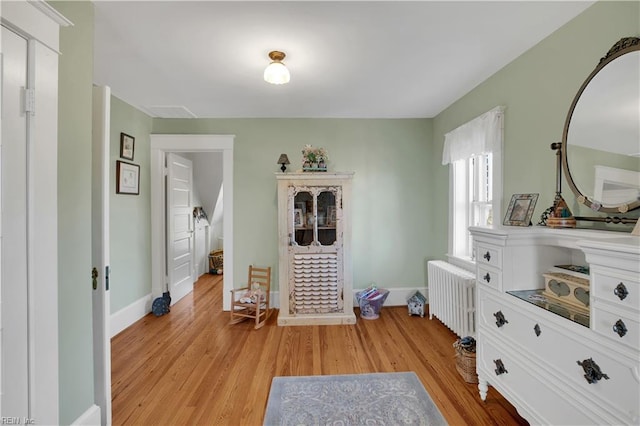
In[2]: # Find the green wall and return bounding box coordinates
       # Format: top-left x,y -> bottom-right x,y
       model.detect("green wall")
110,96 -> 153,313
431,0 -> 640,259
151,119 -> 434,291
51,1 -> 95,424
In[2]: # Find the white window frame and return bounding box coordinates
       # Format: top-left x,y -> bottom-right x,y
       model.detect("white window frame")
444,107 -> 504,270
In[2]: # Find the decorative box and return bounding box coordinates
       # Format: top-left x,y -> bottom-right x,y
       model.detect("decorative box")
302,165 -> 327,172
542,272 -> 590,311
407,290 -> 427,317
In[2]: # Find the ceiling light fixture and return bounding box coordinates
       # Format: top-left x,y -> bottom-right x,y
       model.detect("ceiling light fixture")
264,50 -> 290,85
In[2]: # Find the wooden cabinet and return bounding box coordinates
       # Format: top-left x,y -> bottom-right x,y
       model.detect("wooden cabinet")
470,227 -> 640,425
276,172 -> 356,326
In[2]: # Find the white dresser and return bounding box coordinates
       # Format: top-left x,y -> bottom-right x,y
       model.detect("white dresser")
470,226 -> 640,425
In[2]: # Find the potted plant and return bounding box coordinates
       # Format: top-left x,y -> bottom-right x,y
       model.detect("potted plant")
302,145 -> 328,171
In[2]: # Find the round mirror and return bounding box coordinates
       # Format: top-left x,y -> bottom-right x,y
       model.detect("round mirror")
562,37 -> 640,213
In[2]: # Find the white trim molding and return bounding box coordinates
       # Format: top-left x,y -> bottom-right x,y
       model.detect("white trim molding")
26,0 -> 74,27
0,2 -> 69,422
110,294 -> 153,338
266,287 -> 429,310
365,287 -> 429,307
1,0 -> 72,53
71,404 -> 101,426
150,134 -> 235,311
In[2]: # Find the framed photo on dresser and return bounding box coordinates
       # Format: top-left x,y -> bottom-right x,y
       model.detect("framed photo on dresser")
503,193 -> 538,226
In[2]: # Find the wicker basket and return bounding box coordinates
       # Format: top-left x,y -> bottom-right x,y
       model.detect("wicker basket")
209,249 -> 223,270
453,340 -> 478,384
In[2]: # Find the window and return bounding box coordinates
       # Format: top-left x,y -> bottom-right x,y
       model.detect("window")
451,153 -> 493,260
443,107 -> 504,266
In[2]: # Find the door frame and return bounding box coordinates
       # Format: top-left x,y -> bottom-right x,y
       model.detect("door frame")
150,134 -> 234,310
2,24 -> 30,417
1,1 -> 70,423
91,85 -> 111,425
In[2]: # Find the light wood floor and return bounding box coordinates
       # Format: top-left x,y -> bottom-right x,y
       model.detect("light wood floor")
112,273 -> 528,425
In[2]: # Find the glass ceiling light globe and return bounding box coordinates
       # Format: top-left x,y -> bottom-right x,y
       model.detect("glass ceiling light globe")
264,62 -> 290,84
264,51 -> 290,85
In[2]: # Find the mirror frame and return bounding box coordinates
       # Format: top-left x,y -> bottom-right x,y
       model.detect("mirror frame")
561,36 -> 640,214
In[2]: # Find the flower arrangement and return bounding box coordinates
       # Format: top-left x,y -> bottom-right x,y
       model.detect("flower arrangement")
302,145 -> 328,169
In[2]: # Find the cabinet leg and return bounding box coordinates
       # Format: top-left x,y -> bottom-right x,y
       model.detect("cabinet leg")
478,378 -> 489,401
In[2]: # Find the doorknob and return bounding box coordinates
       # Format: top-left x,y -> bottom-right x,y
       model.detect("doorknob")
92,267 -> 98,290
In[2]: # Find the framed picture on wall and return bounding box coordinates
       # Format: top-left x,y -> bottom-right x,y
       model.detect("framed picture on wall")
116,161 -> 140,195
120,132 -> 135,160
503,193 -> 539,226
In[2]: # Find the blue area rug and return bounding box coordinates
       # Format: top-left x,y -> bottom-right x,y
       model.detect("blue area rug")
263,371 -> 447,425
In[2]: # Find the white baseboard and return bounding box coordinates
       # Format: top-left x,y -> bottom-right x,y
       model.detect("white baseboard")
380,287 -> 429,306
71,404 -> 101,426
111,293 -> 152,337
268,287 -> 427,310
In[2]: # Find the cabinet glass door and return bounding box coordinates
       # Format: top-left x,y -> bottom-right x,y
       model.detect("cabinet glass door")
293,191 -> 313,246
292,187 -> 339,246
317,190 -> 336,246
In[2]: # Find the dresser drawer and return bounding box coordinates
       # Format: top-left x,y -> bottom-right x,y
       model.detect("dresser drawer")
553,339 -> 639,424
479,291 -> 640,424
477,337 -> 596,426
478,291 -> 534,341
591,269 -> 640,311
476,242 -> 502,269
592,300 -> 640,350
477,264 -> 501,291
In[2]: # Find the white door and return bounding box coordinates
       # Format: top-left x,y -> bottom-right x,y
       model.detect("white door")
167,153 -> 194,304
1,25 -> 29,418
92,85 -> 111,425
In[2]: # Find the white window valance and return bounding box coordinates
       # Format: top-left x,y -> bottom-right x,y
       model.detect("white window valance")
442,106 -> 505,165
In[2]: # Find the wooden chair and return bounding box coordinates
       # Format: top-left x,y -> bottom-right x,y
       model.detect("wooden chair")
229,265 -> 272,329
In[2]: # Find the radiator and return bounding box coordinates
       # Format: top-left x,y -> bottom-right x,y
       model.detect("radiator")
427,260 -> 476,338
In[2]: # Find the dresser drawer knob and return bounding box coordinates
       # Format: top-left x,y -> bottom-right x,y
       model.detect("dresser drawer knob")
483,273 -> 491,283
577,358 -> 609,384
494,359 -> 508,375
613,319 -> 627,338
614,283 -> 628,300
534,323 -> 541,336
483,251 -> 491,262
493,310 -> 508,328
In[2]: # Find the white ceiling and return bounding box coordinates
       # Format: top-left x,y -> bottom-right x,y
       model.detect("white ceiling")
93,1 -> 595,119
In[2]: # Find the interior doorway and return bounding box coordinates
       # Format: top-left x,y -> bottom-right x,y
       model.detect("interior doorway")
150,134 -> 235,310
173,151 -> 224,284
